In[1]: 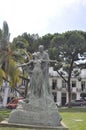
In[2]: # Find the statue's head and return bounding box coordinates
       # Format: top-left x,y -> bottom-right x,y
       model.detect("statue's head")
38,45 -> 44,53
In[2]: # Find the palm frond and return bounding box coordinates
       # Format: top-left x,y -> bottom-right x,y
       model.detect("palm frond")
0,67 -> 6,85
8,59 -> 22,88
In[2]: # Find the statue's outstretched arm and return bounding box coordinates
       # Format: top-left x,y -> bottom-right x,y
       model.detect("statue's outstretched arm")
17,60 -> 33,68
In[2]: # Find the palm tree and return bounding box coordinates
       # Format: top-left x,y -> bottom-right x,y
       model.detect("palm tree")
0,21 -> 22,106
0,21 -> 32,106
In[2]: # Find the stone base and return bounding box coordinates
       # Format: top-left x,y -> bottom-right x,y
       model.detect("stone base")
8,97 -> 62,127
8,109 -> 61,126
0,121 -> 69,130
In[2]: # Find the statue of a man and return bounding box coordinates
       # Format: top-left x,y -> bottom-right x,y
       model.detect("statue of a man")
36,45 -> 51,97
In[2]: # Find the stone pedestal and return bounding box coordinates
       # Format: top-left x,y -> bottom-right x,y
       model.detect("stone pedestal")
0,121 -> 69,130
8,96 -> 62,127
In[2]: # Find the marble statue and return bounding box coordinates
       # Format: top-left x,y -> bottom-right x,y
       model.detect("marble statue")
8,45 -> 62,127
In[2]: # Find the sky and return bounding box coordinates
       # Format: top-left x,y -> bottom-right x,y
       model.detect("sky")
0,0 -> 86,41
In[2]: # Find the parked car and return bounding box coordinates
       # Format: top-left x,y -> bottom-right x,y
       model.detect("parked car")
65,99 -> 86,107
6,97 -> 24,109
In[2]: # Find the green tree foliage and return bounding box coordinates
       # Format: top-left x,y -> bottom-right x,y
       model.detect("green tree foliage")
12,35 -> 28,50
50,31 -> 86,107
12,35 -> 32,63
22,33 -> 40,53
40,33 -> 54,49
11,29 -> 86,105
12,33 -> 33,97
0,21 -> 22,88
49,33 -> 65,61
1,21 -> 10,50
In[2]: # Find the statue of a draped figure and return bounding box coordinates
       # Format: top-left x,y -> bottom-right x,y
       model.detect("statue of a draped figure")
8,45 -> 62,127
30,45 -> 51,99
30,60 -> 44,98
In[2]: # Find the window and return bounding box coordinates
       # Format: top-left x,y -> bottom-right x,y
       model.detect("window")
52,79 -> 57,90
72,93 -> 76,100
61,93 -> 66,106
72,81 -> 76,88
81,81 -> 85,91
62,80 -> 66,88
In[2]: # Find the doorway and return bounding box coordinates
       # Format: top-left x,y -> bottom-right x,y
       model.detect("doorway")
61,93 -> 66,106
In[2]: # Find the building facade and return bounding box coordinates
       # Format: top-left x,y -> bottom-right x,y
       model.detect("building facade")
49,71 -> 86,106
0,68 -> 86,107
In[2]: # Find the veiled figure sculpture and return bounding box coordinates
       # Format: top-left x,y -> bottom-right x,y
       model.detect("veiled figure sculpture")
30,61 -> 44,98
8,45 -> 62,127
29,45 -> 52,99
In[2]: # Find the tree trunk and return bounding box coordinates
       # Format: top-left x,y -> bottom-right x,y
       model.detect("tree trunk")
67,58 -> 74,108
2,82 -> 9,107
67,82 -> 72,108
